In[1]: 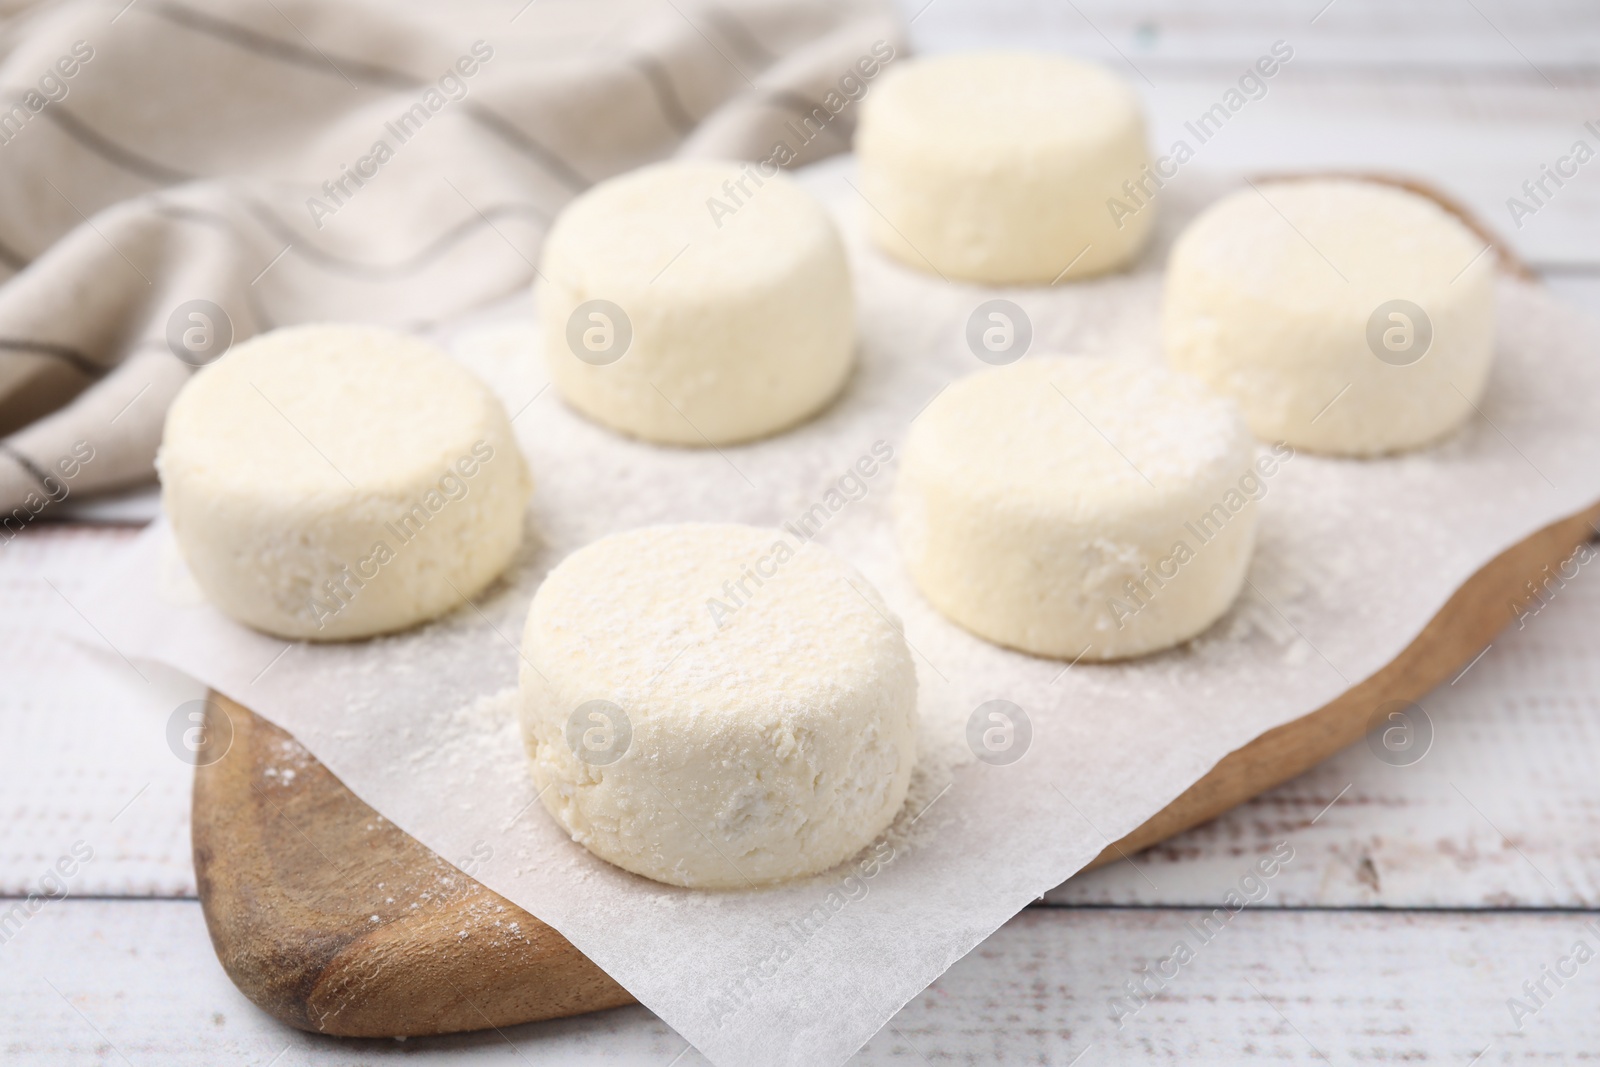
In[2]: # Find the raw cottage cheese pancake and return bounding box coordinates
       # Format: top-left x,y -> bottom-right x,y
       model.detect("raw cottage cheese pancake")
159,324 -> 531,640
895,357 -> 1264,660
1163,178 -> 1496,454
518,523 -> 917,888
856,52 -> 1155,283
538,161 -> 855,446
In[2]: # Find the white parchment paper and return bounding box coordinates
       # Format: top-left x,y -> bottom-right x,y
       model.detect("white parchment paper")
88,161 -> 1600,1066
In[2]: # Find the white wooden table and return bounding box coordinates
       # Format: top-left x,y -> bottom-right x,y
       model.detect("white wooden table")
4,1 -> 1600,1062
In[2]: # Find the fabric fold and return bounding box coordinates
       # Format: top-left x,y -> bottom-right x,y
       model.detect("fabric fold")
0,0 -> 905,520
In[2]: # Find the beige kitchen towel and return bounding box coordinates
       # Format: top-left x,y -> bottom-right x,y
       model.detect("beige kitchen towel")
0,0 -> 904,523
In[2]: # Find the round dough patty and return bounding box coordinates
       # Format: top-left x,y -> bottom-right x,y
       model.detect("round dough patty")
159,324 -> 531,640
1163,179 -> 1496,455
856,52 -> 1155,283
538,161 -> 855,446
519,523 -> 917,888
895,357 -> 1260,660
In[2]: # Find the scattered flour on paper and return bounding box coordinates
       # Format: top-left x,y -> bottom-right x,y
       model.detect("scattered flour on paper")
90,158 -> 1600,1067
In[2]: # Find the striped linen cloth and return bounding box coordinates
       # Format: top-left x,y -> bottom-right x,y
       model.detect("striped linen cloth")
0,0 -> 903,523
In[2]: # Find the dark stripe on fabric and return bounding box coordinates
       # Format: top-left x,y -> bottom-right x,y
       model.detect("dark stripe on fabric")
147,3 -> 593,195
248,200 -> 548,279
0,235 -> 26,272
705,7 -> 775,66
458,103 -> 592,192
42,107 -> 195,184
147,1 -> 420,89
0,338 -> 104,379
767,91 -> 855,144
0,442 -> 56,492
631,54 -> 696,134
154,193 -> 547,281
121,205 -> 280,333
156,195 -> 548,281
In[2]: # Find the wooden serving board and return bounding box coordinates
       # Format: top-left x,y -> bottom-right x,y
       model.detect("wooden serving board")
193,503 -> 1600,1038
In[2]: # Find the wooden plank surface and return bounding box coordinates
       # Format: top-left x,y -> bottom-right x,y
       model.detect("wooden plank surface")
1055,550 -> 1600,907
0,526 -> 201,899
908,0 -> 1600,69
4,900 -> 1599,1064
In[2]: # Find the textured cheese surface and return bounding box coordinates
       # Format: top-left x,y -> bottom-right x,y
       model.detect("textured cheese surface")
856,52 -> 1153,283
159,324 -> 531,640
538,161 -> 854,445
895,357 -> 1260,660
519,523 -> 918,888
1163,179 -> 1496,454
